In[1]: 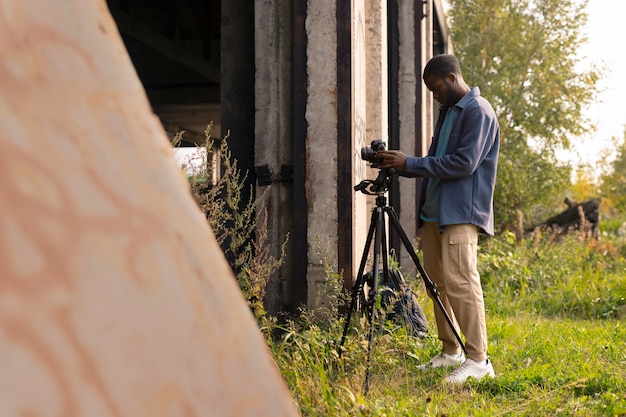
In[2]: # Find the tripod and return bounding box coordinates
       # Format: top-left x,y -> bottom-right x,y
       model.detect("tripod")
338,168 -> 467,393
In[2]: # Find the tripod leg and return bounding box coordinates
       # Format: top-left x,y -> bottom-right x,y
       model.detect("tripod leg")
338,207 -> 377,354
364,206 -> 385,394
381,217 -> 390,285
385,207 -> 467,355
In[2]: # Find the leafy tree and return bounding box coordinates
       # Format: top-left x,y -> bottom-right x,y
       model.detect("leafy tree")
599,128 -> 626,218
447,0 -> 601,229
570,165 -> 599,202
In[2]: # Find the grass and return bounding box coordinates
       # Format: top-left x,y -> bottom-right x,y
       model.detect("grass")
266,228 -> 626,416
179,132 -> 625,415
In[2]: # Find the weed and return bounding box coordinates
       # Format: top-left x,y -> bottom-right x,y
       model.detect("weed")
174,129 -> 626,415
272,227 -> 626,416
173,125 -> 287,321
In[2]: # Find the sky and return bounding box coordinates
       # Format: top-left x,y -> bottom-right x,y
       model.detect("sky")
567,0 -> 626,168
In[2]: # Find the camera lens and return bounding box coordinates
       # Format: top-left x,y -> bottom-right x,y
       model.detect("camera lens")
361,146 -> 375,162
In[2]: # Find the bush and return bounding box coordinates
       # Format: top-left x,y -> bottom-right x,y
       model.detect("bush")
479,227 -> 626,320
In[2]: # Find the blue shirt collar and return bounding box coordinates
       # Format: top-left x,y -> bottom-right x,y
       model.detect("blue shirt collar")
440,86 -> 481,112
456,86 -> 481,109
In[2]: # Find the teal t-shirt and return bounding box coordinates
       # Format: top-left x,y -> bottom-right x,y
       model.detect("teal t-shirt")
420,107 -> 457,223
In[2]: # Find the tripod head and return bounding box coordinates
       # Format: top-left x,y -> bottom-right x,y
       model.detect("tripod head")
354,168 -> 395,196
356,139 -> 395,196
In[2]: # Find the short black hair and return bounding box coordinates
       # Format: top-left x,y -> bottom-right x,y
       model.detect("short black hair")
423,54 -> 462,80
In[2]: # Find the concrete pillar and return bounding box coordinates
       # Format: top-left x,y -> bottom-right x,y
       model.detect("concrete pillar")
353,0 -> 369,277
304,0 -> 390,304
394,0 -> 435,274
396,0 -> 420,272
335,0 -> 390,288
304,0 -> 340,306
365,0 -> 389,144
420,0 -> 435,155
254,0 -> 295,314
221,0 -> 256,220
356,0 -> 389,271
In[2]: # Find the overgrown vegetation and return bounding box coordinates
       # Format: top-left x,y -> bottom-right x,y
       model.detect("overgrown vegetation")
448,0 -> 602,229
268,225 -> 626,416
173,125 -> 286,320
174,128 -> 626,415
599,129 -> 626,218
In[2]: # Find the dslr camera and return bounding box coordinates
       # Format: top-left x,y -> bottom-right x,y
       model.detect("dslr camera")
361,139 -> 386,168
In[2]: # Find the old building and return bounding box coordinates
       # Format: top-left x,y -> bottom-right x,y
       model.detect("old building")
106,0 -> 452,315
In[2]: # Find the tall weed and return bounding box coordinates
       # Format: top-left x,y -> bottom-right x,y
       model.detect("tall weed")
173,125 -> 286,320
272,226 -> 626,416
480,228 -> 626,320
174,130 -> 626,415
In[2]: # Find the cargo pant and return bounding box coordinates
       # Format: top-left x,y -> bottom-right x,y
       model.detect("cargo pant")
421,222 -> 488,362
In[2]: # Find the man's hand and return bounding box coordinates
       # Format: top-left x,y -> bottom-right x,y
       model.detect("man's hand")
376,150 -> 408,171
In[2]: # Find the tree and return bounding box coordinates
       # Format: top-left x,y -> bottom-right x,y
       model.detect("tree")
599,128 -> 626,218
448,0 -> 602,229
570,165 -> 599,203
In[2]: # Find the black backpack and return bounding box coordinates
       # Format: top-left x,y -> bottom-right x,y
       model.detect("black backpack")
361,269 -> 429,338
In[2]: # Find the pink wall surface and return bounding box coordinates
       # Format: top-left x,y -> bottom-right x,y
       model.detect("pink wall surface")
0,1 -> 299,416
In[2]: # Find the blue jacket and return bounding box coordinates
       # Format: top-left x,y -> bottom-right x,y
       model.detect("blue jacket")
404,87 -> 500,235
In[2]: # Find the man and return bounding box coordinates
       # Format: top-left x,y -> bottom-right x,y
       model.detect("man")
377,54 -> 500,384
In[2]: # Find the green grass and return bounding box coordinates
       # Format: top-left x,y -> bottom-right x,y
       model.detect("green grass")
266,229 -> 626,416
175,130 -> 626,414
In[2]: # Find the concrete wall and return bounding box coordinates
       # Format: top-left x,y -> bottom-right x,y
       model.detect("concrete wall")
253,0 -> 449,309
254,0 -> 295,314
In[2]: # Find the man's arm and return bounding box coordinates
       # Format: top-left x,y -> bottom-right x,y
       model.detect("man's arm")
404,104 -> 497,179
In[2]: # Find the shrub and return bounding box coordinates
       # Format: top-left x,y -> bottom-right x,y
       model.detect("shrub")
173,125 -> 287,321
479,226 -> 626,320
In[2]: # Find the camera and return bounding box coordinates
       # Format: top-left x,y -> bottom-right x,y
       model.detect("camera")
361,139 -> 386,167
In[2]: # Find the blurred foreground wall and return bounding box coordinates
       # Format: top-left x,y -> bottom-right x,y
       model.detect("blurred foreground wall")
0,1 -> 299,416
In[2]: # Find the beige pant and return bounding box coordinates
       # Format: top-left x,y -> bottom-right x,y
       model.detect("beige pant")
422,222 -> 488,362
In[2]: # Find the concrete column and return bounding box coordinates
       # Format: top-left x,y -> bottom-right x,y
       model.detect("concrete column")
305,0 -> 339,307
365,0 -> 389,144
420,0 -> 435,155
356,0 -> 389,268
396,0 -> 419,272
254,0 -> 295,314
352,0 -> 369,284
221,0 -> 255,209
332,0 -> 390,287
393,0 -> 435,274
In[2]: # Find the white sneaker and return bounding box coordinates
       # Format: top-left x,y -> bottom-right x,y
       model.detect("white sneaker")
417,352 -> 465,370
444,358 -> 495,384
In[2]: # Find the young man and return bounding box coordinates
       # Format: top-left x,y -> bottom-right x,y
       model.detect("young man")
377,54 -> 500,384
